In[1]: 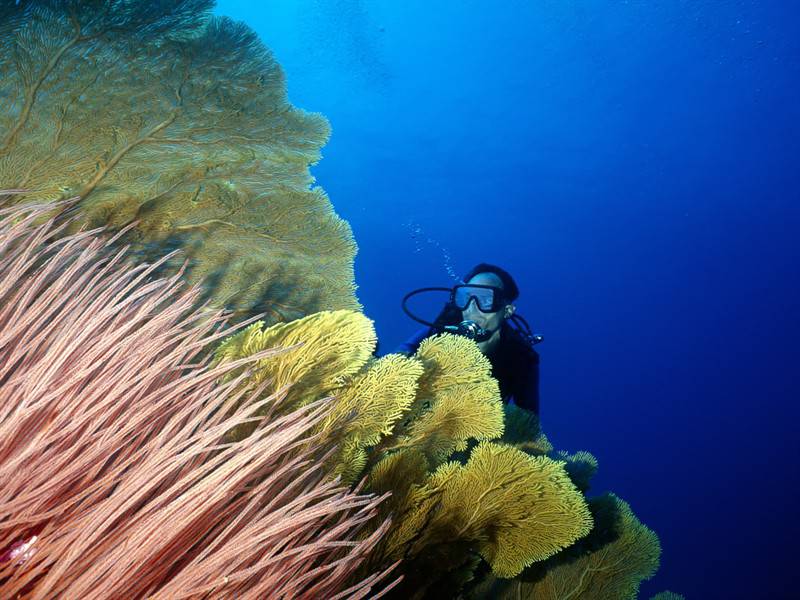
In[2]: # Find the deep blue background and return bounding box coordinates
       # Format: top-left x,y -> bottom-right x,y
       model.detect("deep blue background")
218,2 -> 799,597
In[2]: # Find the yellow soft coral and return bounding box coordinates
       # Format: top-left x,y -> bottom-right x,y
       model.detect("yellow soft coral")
469,493 -> 660,599
364,449 -> 435,562
215,310 -> 376,440
418,442 -> 593,578
388,334 -> 505,463
213,314 -> 646,597
415,333 -> 498,399
216,309 -> 375,399
323,354 -> 424,482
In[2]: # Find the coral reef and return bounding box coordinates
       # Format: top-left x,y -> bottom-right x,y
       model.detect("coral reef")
0,196 -> 674,597
217,312 -> 676,598
0,201 -> 394,599
371,442 -> 594,586
0,0 -> 358,323
216,318 -> 594,597
1,2 -> 677,597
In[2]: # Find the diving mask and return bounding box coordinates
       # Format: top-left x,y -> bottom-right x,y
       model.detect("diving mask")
450,284 -> 506,313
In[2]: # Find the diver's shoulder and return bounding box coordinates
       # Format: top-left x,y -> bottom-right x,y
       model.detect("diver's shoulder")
502,327 -> 540,359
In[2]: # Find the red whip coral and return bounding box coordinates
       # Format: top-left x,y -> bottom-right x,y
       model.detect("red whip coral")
0,199 -> 397,599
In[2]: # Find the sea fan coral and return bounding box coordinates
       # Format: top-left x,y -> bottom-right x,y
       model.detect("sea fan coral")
216,312 -> 427,482
215,316 -> 593,596
554,450 -> 599,494
367,443 -> 593,598
385,334 -> 506,464
215,311 -> 378,408
422,442 -> 594,577
468,493 -> 661,600
0,0 -> 358,323
210,301 -> 675,598
214,310 -> 380,443
0,200 -> 395,599
500,403 -> 553,455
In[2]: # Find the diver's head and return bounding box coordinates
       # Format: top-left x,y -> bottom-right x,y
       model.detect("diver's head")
453,263 -> 518,336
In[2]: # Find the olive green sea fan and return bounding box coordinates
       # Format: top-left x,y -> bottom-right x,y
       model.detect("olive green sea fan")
536,493 -> 660,598
649,592 -> 686,600
501,403 -> 553,455
0,0 -> 358,323
553,450 -> 599,494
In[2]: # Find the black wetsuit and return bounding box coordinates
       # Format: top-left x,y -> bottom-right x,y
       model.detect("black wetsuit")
396,320 -> 540,415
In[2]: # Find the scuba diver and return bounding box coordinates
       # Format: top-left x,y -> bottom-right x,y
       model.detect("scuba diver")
397,263 -> 543,415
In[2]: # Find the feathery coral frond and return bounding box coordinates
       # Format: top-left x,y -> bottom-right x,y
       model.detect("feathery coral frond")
324,354 -> 424,482
387,334 -> 505,464
501,403 -> 553,455
205,292 -> 655,598
469,493 -> 660,600
0,200 -> 394,599
414,333 -> 499,401
217,310 -> 376,395
553,450 -> 599,494
215,310 -> 377,440
419,442 -> 593,578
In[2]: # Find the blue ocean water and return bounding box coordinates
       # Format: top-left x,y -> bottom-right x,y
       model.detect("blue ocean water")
217,1 -> 799,597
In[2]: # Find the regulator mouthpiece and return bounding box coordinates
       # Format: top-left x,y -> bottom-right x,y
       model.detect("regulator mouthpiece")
442,320 -> 492,342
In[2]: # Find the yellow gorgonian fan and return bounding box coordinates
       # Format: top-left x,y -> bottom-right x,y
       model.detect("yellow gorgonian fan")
468,493 -> 661,599
519,493 -> 660,599
554,450 -> 599,494
365,448 -> 438,561
390,334 -> 505,463
414,333 -> 498,400
212,314 -> 649,596
214,310 -> 376,440
419,442 -> 593,578
215,309 -> 375,396
323,354 -> 425,482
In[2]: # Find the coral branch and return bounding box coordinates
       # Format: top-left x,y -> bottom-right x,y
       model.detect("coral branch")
0,200 -> 395,598
0,33 -> 80,155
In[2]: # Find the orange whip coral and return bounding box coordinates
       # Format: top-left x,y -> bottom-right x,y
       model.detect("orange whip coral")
0,197 -> 398,599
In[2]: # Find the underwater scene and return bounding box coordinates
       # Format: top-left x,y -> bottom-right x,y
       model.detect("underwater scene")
1,0 -> 797,598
